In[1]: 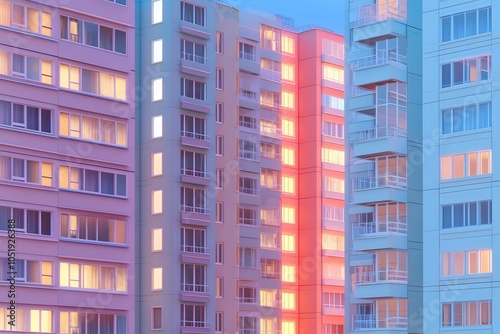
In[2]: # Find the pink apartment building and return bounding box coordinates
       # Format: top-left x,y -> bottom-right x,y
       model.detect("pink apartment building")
0,0 -> 135,332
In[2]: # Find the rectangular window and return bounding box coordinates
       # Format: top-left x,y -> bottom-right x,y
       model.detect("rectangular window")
152,267 -> 162,290
152,307 -> 163,330
260,90 -> 280,110
442,200 -> 491,229
282,234 -> 295,252
152,190 -> 162,214
281,63 -> 295,82
261,25 -> 280,52
0,2 -> 52,36
180,264 -> 207,292
0,156 -> 53,187
152,0 -> 163,24
281,34 -> 295,55
282,176 -> 295,194
215,243 -> 223,264
181,150 -> 206,178
260,289 -> 279,307
281,147 -> 294,165
322,39 -> 344,59
61,16 -> 126,54
239,286 -> 257,303
216,68 -> 223,90
4,52 -> 53,84
180,227 -> 206,254
282,119 -> 294,137
442,300 -> 491,327
215,312 -> 223,333
281,91 -> 295,109
152,152 -> 162,176
323,65 -> 344,84
0,308 -> 53,332
442,249 -> 492,276
216,136 -> 224,156
152,78 -> 163,101
180,187 -> 207,213
322,148 -> 345,165
440,151 -> 491,180
0,259 -> 52,285
180,1 -> 205,26
152,39 -> 163,63
260,168 -> 281,190
441,55 -> 491,88
322,94 -> 345,111
442,102 -> 492,134
181,114 -> 206,140
0,100 -> 52,134
282,206 -> 295,224
322,121 -> 344,138
180,77 -> 206,100
215,168 -> 224,189
152,115 -> 162,138
181,304 -> 207,328
239,42 -> 256,61
60,112 -> 127,146
441,7 -> 492,42
261,259 -> 280,279
239,207 -> 258,226
216,32 -> 223,53
215,103 -> 223,123
239,247 -> 258,268
239,140 -> 258,160
239,176 -> 258,195
60,213 -> 126,244
261,58 -> 281,82
323,176 -> 344,193
282,291 -> 296,310
59,312 -> 125,334
181,39 -> 206,64
59,166 -> 126,197
152,228 -> 162,252
282,264 -> 296,282
59,262 -> 126,292
216,277 -> 223,297
0,206 -> 51,236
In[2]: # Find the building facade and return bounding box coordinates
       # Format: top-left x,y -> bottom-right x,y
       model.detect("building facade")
345,0 -> 423,333
137,1 -> 345,333
0,0 -> 135,332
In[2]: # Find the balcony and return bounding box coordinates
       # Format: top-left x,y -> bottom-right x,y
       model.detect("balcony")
181,97 -> 211,114
180,245 -> 210,264
181,320 -> 210,334
352,175 -> 407,204
180,21 -> 210,40
354,268 -> 408,299
352,51 -> 407,88
322,78 -> 344,91
239,89 -> 259,110
260,123 -> 281,139
322,305 -> 345,316
261,68 -> 281,83
181,168 -> 210,186
181,206 -> 210,226
181,130 -> 210,150
352,221 -> 407,251
180,282 -> 210,302
351,3 -> 407,43
349,89 -> 376,114
322,52 -> 344,67
351,126 -> 407,158
239,52 -> 260,75
322,218 -> 344,232
181,52 -> 209,78
352,315 -> 407,332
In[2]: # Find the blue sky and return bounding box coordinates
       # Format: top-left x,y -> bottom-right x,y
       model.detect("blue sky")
233,0 -> 345,34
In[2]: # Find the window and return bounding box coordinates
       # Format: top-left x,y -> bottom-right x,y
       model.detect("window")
240,316 -> 257,333
281,91 -> 295,109
261,259 -> 280,279
216,32 -> 223,53
282,265 -> 296,282
322,233 -> 344,251
59,166 -> 126,197
152,190 -> 162,214
3,52 -> 53,84
323,176 -> 344,193
239,207 -> 258,226
60,16 -> 126,54
181,114 -> 206,140
216,136 -> 223,156
0,2 -> 52,36
180,186 -> 206,213
181,227 -> 207,254
239,247 -> 258,268
261,231 -> 279,249
181,39 -> 206,64
0,100 -> 52,134
152,115 -> 162,139
151,228 -> 162,252
181,150 -> 207,178
282,176 -> 295,194
239,140 -> 258,160
261,25 -> 280,52
281,63 -> 294,82
322,94 -> 345,110
0,156 -> 52,186
152,307 -> 162,330
440,150 -> 491,180
60,213 -> 126,244
281,34 -> 295,55
322,121 -> 344,138
60,112 -> 127,146
322,148 -> 345,165
152,267 -> 162,290
442,300 -> 491,327
107,0 -> 127,5
0,206 -> 51,235
282,291 -> 296,310
216,277 -> 223,297
323,65 -> 344,84
152,0 -> 163,24
239,286 -> 257,303
261,208 -> 279,226
261,143 -> 280,160
239,42 -> 256,61
0,259 -> 52,285
180,77 -> 205,100
59,64 -> 126,100
216,68 -> 223,90
0,308 -> 53,332
260,289 -> 279,307
239,176 -> 258,195
59,262 -> 126,292
323,292 -> 345,309
216,243 -> 223,264
282,234 -> 295,252
260,90 -> 280,109
215,103 -> 223,123
282,321 -> 296,334
151,153 -> 163,177
59,312 -> 126,334
181,264 -> 207,292
441,7 -> 492,42
261,58 -> 281,82
180,1 -> 205,26
282,119 -> 294,137
215,168 -> 224,189
260,168 -> 280,190
281,206 -> 295,224
181,304 -> 207,328
215,312 -> 223,333
323,324 -> 344,334
152,39 -> 163,63
442,102 -> 491,134
215,202 -> 223,223
322,39 -> 344,59
441,55 -> 491,88
442,200 -> 492,229
152,78 -> 163,101
442,249 -> 492,276
281,147 -> 294,165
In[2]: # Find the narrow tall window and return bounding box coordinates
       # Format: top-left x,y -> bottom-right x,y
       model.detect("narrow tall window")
152,0 -> 163,24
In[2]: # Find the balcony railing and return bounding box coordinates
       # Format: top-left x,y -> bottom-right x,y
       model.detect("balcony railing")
355,268 -> 408,285
354,175 -> 407,190
240,51 -> 258,62
181,283 -> 209,293
181,205 -> 208,214
261,68 -> 281,82
240,187 -> 258,195
352,2 -> 407,28
240,89 -> 258,101
351,50 -> 407,70
352,221 -> 407,238
239,119 -> 257,129
260,124 -> 281,137
181,244 -> 209,254
239,329 -> 257,334
261,271 -> 281,280
181,51 -> 207,65
239,296 -> 257,304
239,217 -> 258,226
350,126 -> 407,142
352,315 -> 408,330
181,130 -> 209,142
181,320 -> 209,328
261,150 -> 281,160
181,168 -> 207,178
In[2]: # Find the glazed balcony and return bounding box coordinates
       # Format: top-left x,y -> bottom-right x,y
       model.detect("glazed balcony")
354,268 -> 407,299
181,52 -> 209,78
239,51 -> 260,75
351,2 -> 407,43
181,168 -> 210,186
181,205 -> 210,226
352,51 -> 407,88
352,221 -> 407,251
181,130 -> 210,150
352,175 -> 407,204
352,315 -> 408,332
351,126 -> 407,158
261,68 -> 281,83
239,89 -> 259,110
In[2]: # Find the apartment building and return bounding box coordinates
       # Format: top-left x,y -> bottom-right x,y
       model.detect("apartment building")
422,1 -> 497,332
345,0 -> 423,333
137,1 -> 345,333
0,0 -> 135,332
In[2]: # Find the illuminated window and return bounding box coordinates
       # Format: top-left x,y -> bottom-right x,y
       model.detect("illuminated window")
152,190 -> 162,214
282,265 -> 296,282
152,78 -> 163,101
282,206 -> 295,224
152,39 -> 163,63
282,119 -> 294,137
281,91 -> 295,109
60,213 -> 126,244
260,289 -> 279,307
59,312 -> 125,333
261,25 -> 280,52
282,63 -> 295,82
152,153 -> 162,176
442,300 -> 491,327
442,249 -> 492,276
281,176 -> 295,194
322,233 -> 344,251
282,234 -> 295,252
323,176 -> 344,193
59,262 -> 126,292
282,321 -> 296,334
152,228 -> 162,252
152,267 -> 162,290
152,0 -> 162,24
282,148 -> 295,165
282,291 -> 296,310
180,1 -> 205,26
152,115 -> 162,138
281,35 -> 295,55
322,65 -> 344,84
441,151 -> 491,180
322,148 -> 344,165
